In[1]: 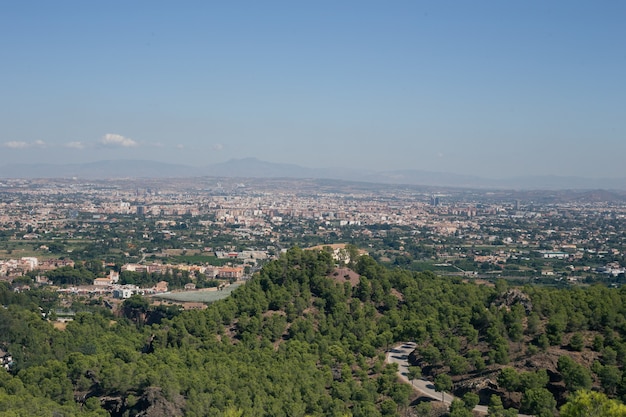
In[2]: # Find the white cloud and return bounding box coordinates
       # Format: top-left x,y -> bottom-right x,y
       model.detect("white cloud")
99,133 -> 138,148
65,141 -> 85,149
212,143 -> 224,151
34,140 -> 46,148
3,141 -> 29,149
176,144 -> 185,150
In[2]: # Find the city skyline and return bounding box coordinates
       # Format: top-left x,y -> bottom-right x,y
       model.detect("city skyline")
2,1 -> 625,179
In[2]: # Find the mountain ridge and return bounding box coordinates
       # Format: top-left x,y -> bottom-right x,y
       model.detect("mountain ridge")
0,158 -> 624,191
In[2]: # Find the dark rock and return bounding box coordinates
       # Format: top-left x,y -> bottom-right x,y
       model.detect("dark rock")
492,289 -> 533,314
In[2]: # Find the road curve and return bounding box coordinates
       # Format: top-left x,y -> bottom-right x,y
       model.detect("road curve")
386,343 -> 534,417
387,342 -> 552,417
386,342 -> 489,414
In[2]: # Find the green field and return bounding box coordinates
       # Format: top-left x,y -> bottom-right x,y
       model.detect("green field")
165,254 -> 241,266
151,283 -> 241,303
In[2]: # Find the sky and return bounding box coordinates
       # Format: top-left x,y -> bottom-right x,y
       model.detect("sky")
1,1 -> 625,179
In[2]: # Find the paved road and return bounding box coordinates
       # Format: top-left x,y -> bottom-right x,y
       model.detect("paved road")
387,342 -> 489,414
386,342 -> 533,417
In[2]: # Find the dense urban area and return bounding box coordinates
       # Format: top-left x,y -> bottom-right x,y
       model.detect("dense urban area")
2,177 -> 625,287
1,176 -> 626,417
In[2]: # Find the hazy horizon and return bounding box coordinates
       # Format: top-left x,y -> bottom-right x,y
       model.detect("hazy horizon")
2,2 -> 625,180
0,156 -> 625,180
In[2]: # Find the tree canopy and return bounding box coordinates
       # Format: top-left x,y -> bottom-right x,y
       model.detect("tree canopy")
0,248 -> 625,415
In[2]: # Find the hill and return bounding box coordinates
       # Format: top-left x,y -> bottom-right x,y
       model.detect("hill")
0,249 -> 625,416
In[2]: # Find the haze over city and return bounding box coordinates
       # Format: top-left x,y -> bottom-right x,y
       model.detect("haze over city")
2,1 -> 625,180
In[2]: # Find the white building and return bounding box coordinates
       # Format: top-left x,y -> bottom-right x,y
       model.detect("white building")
113,288 -> 133,299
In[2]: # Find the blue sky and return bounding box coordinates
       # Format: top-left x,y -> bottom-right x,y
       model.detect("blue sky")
1,1 -> 625,179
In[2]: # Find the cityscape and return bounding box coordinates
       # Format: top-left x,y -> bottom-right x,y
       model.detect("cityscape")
2,176 -> 625,289
2,173 -> 626,416
2,1 -> 626,416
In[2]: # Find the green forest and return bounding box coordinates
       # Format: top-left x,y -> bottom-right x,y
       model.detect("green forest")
1,247 -> 626,416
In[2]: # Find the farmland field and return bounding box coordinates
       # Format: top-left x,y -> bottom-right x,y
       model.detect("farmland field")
151,283 -> 242,303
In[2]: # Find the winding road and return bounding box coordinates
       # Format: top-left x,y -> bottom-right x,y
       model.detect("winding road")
387,343 -> 534,416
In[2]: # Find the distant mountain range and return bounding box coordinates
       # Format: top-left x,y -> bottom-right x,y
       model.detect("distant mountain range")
0,157 -> 624,191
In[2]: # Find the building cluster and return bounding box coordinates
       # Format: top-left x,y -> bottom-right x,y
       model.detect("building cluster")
120,263 -> 243,280
0,254 -> 245,298
1,178 -> 625,283
56,271 -> 170,299
2,256 -> 77,276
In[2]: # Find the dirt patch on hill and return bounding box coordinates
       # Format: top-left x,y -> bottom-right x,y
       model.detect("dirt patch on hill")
328,267 -> 361,287
53,321 -> 68,330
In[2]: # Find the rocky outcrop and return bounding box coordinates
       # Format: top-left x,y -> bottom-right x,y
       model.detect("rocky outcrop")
491,288 -> 533,314
96,387 -> 186,417
133,387 -> 185,417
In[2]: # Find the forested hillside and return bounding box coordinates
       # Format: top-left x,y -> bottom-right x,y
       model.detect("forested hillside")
1,248 -> 626,416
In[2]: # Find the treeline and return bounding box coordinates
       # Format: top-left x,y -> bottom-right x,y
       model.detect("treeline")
45,264 -> 97,286
42,263 -> 196,290
119,269 -> 192,289
0,248 -> 625,416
